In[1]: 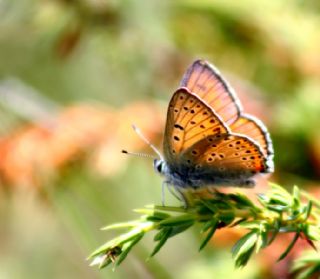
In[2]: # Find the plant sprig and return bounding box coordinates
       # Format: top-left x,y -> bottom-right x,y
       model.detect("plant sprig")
88,183 -> 320,269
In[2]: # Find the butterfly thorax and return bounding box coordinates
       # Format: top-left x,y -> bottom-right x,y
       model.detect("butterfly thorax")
154,158 -> 210,188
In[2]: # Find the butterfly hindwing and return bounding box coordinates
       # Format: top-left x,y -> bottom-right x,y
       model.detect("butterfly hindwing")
180,59 -> 242,126
181,133 -> 270,182
230,114 -> 274,161
163,87 -> 229,163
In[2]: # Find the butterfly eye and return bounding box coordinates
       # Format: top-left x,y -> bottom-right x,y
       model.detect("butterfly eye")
153,159 -> 163,173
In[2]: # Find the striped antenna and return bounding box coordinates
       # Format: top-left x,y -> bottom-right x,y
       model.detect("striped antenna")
121,150 -> 156,159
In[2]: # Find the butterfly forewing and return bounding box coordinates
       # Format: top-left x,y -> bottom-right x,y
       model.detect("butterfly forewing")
230,114 -> 274,160
181,133 -> 269,180
180,60 -> 242,126
163,87 -> 229,163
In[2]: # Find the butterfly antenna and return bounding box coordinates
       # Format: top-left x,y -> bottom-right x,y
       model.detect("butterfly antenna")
131,124 -> 163,159
121,150 -> 157,159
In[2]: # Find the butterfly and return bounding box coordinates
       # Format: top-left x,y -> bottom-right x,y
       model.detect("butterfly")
152,59 -> 274,204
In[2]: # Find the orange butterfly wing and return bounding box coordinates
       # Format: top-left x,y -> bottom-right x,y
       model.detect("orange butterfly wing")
180,60 -> 242,126
163,87 -> 229,164
230,114 -> 274,160
181,133 -> 271,180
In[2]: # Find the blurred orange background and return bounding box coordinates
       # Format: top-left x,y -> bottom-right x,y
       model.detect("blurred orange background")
0,1 -> 319,278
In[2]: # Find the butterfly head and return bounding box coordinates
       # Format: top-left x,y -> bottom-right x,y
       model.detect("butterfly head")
153,158 -> 167,176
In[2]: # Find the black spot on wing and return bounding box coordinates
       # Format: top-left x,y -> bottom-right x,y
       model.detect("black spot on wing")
174,124 -> 184,131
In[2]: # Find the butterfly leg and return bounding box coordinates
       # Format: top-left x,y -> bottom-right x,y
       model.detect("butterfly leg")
167,184 -> 183,201
161,181 -> 167,206
162,181 -> 177,205
162,182 -> 189,208
172,186 -> 189,208
162,181 -> 184,205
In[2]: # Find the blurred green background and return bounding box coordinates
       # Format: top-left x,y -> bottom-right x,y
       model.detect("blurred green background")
0,0 -> 320,278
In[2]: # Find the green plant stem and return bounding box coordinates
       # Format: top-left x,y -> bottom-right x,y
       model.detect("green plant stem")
89,184 -> 320,269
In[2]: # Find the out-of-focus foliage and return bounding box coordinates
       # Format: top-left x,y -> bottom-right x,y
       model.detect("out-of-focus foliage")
291,250 -> 320,279
0,0 -> 319,278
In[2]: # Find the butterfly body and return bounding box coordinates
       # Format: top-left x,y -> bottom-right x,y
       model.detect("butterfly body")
154,157 -> 255,189
154,60 -> 273,201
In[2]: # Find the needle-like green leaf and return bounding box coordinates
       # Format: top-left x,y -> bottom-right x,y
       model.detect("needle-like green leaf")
199,218 -> 218,251
278,232 -> 300,262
